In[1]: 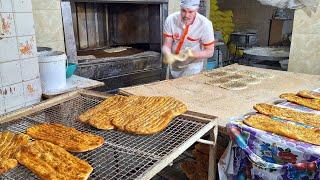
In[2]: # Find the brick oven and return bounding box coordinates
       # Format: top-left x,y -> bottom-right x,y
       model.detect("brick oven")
61,0 -> 168,92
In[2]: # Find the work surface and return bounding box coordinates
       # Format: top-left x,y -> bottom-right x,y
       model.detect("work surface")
42,75 -> 104,98
120,64 -> 320,129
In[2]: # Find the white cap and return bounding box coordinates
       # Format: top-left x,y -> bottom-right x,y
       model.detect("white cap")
180,0 -> 200,10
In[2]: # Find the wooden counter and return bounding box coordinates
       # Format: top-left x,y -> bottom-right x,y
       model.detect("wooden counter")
120,64 -> 320,130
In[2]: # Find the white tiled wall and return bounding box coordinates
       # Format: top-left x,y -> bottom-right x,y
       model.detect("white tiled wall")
0,60 -> 22,86
15,13 -> 35,36
0,37 -> 19,62
21,57 -> 39,81
12,0 -> 32,13
0,0 -> 41,114
0,88 -> 4,114
23,78 -> 41,103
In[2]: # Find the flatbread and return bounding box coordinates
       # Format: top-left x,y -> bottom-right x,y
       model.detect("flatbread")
180,161 -> 208,180
120,96 -> 187,135
280,93 -> 320,111
79,96 -> 187,135
192,149 -> 209,171
79,96 -> 128,130
244,114 -> 320,146
238,76 -> 261,85
221,66 -> 239,72
0,131 -> 30,175
219,81 -> 248,90
77,55 -> 96,60
254,103 -> 320,127
195,143 -> 210,155
206,77 -> 230,86
103,46 -> 131,53
204,70 -> 229,78
298,90 -> 320,100
16,140 -> 93,180
224,74 -> 244,81
238,70 -> 274,79
26,123 -> 105,152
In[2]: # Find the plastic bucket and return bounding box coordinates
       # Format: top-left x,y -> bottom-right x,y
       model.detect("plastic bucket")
38,51 -> 67,92
206,60 -> 218,70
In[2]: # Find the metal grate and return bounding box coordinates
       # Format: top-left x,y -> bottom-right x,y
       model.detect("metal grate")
0,94 -> 211,180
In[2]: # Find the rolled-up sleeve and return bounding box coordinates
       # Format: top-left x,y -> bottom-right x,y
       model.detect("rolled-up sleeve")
201,21 -> 215,47
163,17 -> 173,38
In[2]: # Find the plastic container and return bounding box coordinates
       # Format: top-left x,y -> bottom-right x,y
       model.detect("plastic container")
38,51 -> 67,92
66,63 -> 78,78
37,47 -> 52,56
206,59 -> 218,70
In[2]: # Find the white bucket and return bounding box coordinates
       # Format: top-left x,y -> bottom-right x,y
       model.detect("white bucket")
38,51 -> 67,92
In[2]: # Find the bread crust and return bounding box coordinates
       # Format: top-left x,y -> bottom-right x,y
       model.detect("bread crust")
26,123 -> 104,152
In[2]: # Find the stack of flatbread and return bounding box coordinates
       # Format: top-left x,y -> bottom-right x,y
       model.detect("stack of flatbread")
244,114 -> 320,145
79,95 -> 187,135
0,123 -> 104,179
280,90 -> 320,111
0,132 -> 30,175
242,90 -> 320,145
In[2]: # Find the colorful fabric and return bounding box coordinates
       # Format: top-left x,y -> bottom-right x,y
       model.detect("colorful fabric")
219,94 -> 320,179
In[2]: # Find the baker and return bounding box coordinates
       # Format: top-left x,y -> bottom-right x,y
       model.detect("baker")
162,0 -> 215,78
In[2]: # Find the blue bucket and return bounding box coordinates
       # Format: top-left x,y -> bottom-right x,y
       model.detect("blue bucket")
206,60 -> 218,70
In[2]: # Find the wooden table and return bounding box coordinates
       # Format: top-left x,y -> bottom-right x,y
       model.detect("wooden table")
120,64 -> 320,131
42,75 -> 104,98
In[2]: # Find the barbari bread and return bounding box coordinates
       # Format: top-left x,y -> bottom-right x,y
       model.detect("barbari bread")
244,114 -> 320,145
280,93 -> 320,110
79,95 -> 187,135
16,140 -> 93,180
254,103 -> 320,127
297,90 -> 320,100
0,131 -> 30,175
26,123 -> 104,152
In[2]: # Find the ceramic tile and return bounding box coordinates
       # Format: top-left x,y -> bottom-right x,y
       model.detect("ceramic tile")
0,37 -> 19,62
5,103 -> 25,113
14,12 -> 35,36
17,35 -> 37,59
0,0 -> 13,12
0,13 -> 15,37
3,82 -> 25,110
0,89 -> 4,114
12,0 -> 32,12
0,60 -> 22,86
21,57 -> 39,81
23,78 -> 41,103
32,0 -> 60,10
25,99 -> 39,106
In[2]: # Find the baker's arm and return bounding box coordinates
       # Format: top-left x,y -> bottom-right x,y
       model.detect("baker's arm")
176,43 -> 215,66
162,36 -> 173,55
162,36 -> 177,64
191,43 -> 215,62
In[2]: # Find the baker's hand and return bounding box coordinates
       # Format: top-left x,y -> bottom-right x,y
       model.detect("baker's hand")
175,48 -> 194,62
163,52 -> 176,64
173,58 -> 194,69
163,49 -> 194,65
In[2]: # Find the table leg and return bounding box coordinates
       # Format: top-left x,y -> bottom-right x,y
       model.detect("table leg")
208,125 -> 218,180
